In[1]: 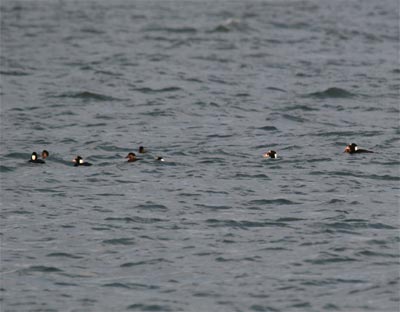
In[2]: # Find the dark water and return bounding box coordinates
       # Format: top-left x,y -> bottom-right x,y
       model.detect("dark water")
1,0 -> 399,311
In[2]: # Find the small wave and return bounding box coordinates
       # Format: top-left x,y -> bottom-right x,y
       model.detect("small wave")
196,204 -> 231,210
270,21 -> 311,30
281,114 -> 308,123
53,91 -> 123,102
306,87 -> 355,99
139,109 -> 174,117
210,18 -> 248,33
215,256 -> 261,263
250,304 -> 281,311
305,256 -> 357,265
324,171 -> 399,182
257,126 -> 278,131
356,250 -> 398,258
193,290 -> 224,297
95,144 -> 130,152
206,134 -> 233,139
136,202 -> 168,211
9,209 -> 33,215
324,221 -> 396,230
311,130 -> 378,137
301,278 -> 367,286
235,92 -> 251,97
248,198 -> 298,205
105,216 -> 164,223
234,173 -> 270,179
283,104 -> 319,112
121,258 -> 171,267
46,252 -> 83,259
326,199 -> 346,204
192,55 -> 232,64
165,26 -> 197,33
367,174 -> 400,182
0,165 -> 15,172
144,25 -> 197,33
0,70 -> 30,76
103,282 -> 131,289
266,86 -> 287,93
134,87 -> 182,94
102,238 -> 135,245
102,282 -> 160,290
276,217 -> 304,222
306,157 -> 332,163
127,303 -> 173,311
95,70 -> 122,77
206,219 -> 289,229
84,123 -> 108,128
80,27 -> 105,35
23,265 -> 63,273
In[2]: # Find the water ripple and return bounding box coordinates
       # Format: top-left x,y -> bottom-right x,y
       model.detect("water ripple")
305,87 -> 356,98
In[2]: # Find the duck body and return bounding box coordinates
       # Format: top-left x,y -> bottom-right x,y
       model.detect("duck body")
126,152 -> 141,162
73,156 -> 92,166
138,146 -> 147,154
29,152 -> 45,164
263,150 -> 277,159
41,150 -> 49,159
344,143 -> 374,154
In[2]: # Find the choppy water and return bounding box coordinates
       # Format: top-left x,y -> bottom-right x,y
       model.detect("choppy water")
1,0 -> 399,311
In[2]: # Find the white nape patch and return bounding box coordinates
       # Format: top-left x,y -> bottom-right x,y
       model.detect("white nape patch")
275,153 -> 277,158
79,159 -> 84,164
32,155 -> 36,160
355,146 -> 358,151
160,158 -> 165,162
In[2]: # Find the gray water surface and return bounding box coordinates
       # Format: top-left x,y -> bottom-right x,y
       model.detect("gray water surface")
1,0 -> 399,311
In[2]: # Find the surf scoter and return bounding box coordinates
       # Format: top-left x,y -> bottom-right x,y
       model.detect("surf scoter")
41,150 -> 49,159
29,152 -> 45,164
263,150 -> 277,159
155,156 -> 165,162
138,146 -> 146,153
344,143 -> 373,154
126,152 -> 140,162
73,156 -> 92,166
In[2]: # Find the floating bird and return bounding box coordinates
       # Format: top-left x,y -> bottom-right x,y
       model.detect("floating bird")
344,143 -> 373,154
73,155 -> 92,166
29,152 -> 45,164
126,152 -> 140,162
263,150 -> 277,159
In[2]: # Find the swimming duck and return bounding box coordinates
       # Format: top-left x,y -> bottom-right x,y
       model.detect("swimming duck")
138,146 -> 146,153
126,152 -> 140,162
344,143 -> 373,154
29,152 -> 45,164
263,150 -> 277,159
73,156 -> 92,166
41,150 -> 49,159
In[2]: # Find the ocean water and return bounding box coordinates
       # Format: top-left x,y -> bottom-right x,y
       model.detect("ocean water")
0,0 -> 399,311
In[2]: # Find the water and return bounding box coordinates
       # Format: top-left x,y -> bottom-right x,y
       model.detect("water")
1,0 -> 399,311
